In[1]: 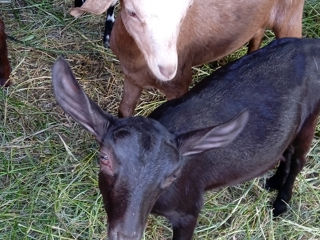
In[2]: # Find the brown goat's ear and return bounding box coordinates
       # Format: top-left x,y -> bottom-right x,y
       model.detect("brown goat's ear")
52,57 -> 114,143
177,111 -> 249,156
70,0 -> 117,17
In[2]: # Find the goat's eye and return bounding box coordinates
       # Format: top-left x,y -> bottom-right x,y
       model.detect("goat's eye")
100,155 -> 109,162
100,155 -> 111,166
99,154 -> 115,177
127,9 -> 137,18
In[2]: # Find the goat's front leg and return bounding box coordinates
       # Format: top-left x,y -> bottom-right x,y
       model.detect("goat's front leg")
171,215 -> 198,240
119,78 -> 142,117
247,28 -> 265,53
166,193 -> 202,240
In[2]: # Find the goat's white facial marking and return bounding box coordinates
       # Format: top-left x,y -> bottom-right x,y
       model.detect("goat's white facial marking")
122,0 -> 194,81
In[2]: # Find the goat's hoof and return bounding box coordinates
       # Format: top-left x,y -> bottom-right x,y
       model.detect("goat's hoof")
265,177 -> 281,192
272,200 -> 288,217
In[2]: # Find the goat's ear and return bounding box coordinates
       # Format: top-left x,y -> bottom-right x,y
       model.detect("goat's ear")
52,57 -> 114,143
177,111 -> 249,156
70,0 -> 117,17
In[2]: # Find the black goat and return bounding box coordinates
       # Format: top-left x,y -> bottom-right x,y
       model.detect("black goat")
74,0 -> 116,48
52,38 -> 320,240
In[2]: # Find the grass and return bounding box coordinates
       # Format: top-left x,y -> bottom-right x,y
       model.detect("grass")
0,0 -> 320,239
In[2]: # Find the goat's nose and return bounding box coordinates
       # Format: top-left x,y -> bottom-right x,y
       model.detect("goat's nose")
158,64 -> 176,80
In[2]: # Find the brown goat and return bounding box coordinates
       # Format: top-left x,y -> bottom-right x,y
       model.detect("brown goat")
71,0 -> 304,117
0,18 -> 10,87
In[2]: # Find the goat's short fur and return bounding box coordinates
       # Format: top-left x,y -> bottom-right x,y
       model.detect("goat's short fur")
53,38 -> 320,240
70,0 -> 305,117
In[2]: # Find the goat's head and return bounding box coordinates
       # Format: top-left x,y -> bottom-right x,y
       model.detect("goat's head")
52,58 -> 248,240
70,0 -> 194,81
0,19 -> 11,87
119,0 -> 193,81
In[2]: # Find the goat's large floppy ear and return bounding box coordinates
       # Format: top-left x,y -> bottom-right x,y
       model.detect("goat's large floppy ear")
177,111 -> 249,156
70,0 -> 117,17
52,57 -> 114,143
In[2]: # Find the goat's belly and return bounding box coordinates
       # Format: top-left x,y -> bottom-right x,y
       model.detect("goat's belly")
204,153 -> 284,191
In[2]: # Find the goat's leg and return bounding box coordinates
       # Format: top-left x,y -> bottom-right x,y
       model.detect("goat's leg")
272,113 -> 319,216
118,78 -> 142,117
274,21 -> 302,39
247,28 -> 265,54
162,186 -> 202,240
168,206 -> 200,240
171,215 -> 199,240
103,4 -> 116,48
272,151 -> 305,216
265,146 -> 294,191
75,0 -> 116,48
273,0 -> 304,38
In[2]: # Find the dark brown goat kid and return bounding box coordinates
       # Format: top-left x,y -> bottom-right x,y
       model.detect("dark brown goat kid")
0,18 -> 10,87
71,0 -> 305,117
52,38 -> 320,240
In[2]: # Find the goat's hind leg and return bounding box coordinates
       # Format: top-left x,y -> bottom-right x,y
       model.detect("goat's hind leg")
272,146 -> 304,216
272,113 -> 319,216
265,146 -> 294,192
272,0 -> 304,39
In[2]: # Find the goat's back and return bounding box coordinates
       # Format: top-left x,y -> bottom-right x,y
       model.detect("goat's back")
150,38 -> 320,189
178,0 -> 274,64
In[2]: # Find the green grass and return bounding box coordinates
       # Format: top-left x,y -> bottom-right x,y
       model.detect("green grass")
1,0 -> 320,239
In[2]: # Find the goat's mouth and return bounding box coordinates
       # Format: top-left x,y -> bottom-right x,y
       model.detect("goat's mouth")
108,227 -> 143,240
106,202 -> 156,240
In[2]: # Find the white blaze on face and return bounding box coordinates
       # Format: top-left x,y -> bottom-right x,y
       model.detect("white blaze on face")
122,0 -> 193,81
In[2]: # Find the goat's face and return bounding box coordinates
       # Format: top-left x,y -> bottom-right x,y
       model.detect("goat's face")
69,0 -> 193,81
52,58 -> 184,240
52,58 -> 248,240
121,0 -> 194,81
0,19 -> 10,87
98,117 -> 182,240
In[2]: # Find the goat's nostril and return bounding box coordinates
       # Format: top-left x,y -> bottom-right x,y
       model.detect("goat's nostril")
158,64 -> 176,80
